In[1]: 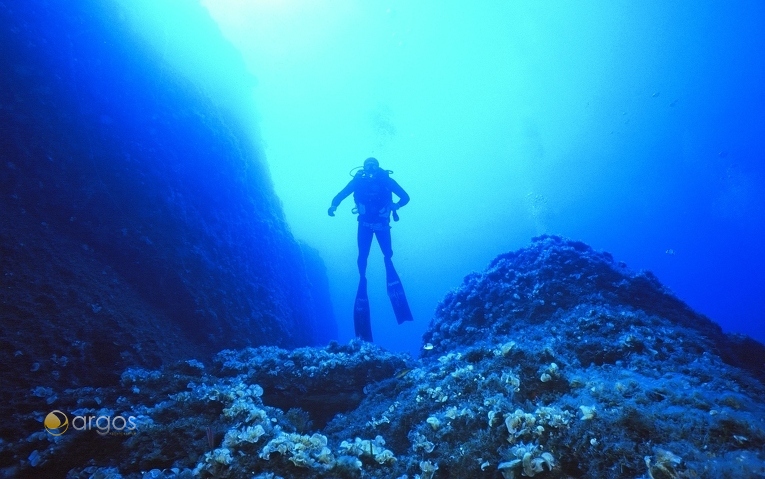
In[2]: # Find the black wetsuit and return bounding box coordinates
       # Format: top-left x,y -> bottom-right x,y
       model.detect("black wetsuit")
330,170 -> 412,341
330,171 -> 410,278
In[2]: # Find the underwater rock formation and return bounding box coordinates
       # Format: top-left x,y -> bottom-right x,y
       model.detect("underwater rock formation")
0,0 -> 335,444
4,237 -> 764,478
424,235 -> 765,384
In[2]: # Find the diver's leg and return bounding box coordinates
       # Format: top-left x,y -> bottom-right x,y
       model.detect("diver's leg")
357,223 -> 373,278
355,223 -> 374,341
377,226 -> 413,323
376,225 -> 394,271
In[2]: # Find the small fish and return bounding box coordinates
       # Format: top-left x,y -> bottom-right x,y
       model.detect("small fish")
395,369 -> 412,379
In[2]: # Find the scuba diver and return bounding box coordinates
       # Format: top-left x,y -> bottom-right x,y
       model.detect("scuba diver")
327,157 -> 412,342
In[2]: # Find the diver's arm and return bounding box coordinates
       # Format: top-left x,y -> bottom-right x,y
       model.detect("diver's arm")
331,178 -> 356,207
328,178 -> 356,216
388,178 -> 410,209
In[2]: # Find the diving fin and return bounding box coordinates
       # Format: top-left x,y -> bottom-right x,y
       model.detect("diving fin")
385,263 -> 413,324
354,277 -> 373,342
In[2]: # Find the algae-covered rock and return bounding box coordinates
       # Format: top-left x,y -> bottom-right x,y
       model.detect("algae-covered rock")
6,237 -> 765,478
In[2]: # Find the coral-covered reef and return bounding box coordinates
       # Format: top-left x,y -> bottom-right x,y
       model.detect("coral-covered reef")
424,235 -> 765,384
4,237 -> 764,478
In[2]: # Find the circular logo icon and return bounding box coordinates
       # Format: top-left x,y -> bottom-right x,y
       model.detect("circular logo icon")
44,410 -> 69,436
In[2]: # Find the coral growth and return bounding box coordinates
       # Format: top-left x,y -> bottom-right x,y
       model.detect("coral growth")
4,237 -> 765,478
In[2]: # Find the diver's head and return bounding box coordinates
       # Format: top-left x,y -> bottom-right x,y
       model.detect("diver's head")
363,157 -> 379,172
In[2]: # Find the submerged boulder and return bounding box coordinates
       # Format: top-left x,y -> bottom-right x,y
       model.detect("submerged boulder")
5,237 -> 765,478
424,235 -> 765,383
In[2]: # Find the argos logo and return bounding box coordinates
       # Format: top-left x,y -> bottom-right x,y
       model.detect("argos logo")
44,410 -> 137,436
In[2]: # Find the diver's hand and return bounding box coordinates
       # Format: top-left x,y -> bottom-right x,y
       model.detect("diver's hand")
327,206 -> 336,217
388,202 -> 400,222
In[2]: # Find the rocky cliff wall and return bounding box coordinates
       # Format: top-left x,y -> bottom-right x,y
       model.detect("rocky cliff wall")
0,0 -> 336,424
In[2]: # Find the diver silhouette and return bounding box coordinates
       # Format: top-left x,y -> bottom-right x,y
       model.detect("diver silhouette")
328,157 -> 412,342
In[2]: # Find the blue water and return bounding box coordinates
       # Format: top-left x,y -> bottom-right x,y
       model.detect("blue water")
119,0 -> 764,356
